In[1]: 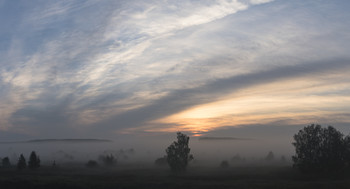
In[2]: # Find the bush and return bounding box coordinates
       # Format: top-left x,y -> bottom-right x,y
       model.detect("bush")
2,157 -> 11,168
86,160 -> 98,168
220,160 -> 229,168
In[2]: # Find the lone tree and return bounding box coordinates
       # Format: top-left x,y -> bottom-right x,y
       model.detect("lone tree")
292,124 -> 347,173
166,132 -> 194,172
17,154 -> 27,170
28,151 -> 40,169
265,151 -> 275,161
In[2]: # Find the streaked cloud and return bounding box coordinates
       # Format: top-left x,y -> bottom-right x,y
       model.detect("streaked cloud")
0,0 -> 349,139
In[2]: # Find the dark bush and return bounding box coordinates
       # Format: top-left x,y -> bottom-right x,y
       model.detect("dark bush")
220,160 -> 229,168
2,157 -> 11,168
86,160 -> 98,168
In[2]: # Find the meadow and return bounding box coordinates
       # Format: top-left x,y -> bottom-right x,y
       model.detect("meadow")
1,164 -> 350,189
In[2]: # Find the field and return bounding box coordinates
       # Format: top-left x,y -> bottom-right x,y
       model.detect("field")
1,165 -> 350,189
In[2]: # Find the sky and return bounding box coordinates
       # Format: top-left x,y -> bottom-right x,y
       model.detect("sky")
0,0 -> 350,145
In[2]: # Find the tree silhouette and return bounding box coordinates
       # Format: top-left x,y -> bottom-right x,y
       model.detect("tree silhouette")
99,154 -> 117,166
28,151 -> 40,169
17,154 -> 27,170
220,160 -> 229,168
265,151 -> 274,161
2,157 -> 11,168
292,124 -> 347,172
166,132 -> 194,172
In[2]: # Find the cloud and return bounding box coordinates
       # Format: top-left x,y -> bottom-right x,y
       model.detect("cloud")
93,59 -> 350,134
0,0 -> 350,138
249,0 -> 274,5
198,137 -> 253,141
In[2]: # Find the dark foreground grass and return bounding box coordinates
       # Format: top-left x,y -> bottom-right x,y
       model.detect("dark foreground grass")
1,165 -> 350,189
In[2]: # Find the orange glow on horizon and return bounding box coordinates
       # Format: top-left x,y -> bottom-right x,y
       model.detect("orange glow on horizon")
148,77 -> 350,134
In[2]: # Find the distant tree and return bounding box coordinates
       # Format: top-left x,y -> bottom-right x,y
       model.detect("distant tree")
220,160 -> 229,168
52,160 -> 57,169
292,124 -> 347,172
17,154 -> 27,170
2,157 -> 11,168
265,151 -> 275,161
166,132 -> 194,172
280,155 -> 286,162
28,151 -> 40,169
99,154 -> 117,166
154,156 -> 167,166
86,160 -> 98,168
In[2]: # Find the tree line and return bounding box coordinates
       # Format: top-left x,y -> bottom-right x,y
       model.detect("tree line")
2,124 -> 350,174
1,151 -> 40,170
163,124 -> 350,173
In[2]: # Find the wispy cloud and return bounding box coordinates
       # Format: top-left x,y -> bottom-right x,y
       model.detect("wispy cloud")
0,0 -> 349,138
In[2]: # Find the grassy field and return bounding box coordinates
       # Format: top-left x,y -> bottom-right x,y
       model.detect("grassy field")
1,165 -> 350,189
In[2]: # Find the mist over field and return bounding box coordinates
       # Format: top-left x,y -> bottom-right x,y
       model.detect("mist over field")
1,0 -> 350,188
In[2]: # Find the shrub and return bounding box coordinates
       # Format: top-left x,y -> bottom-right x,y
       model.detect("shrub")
86,160 -> 98,168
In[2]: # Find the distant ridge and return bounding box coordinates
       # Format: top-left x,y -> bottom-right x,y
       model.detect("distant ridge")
198,137 -> 252,141
0,139 -> 112,144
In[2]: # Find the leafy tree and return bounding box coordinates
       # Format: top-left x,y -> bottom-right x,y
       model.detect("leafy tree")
166,132 -> 194,172
99,154 -> 117,166
292,124 -> 347,172
17,154 -> 27,170
28,151 -> 40,169
2,157 -> 11,168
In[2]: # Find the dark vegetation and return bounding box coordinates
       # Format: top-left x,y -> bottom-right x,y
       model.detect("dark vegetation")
99,154 -> 117,166
16,154 -> 26,170
86,160 -> 99,168
1,125 -> 350,188
28,151 -> 40,169
292,124 -> 350,173
166,132 -> 194,172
